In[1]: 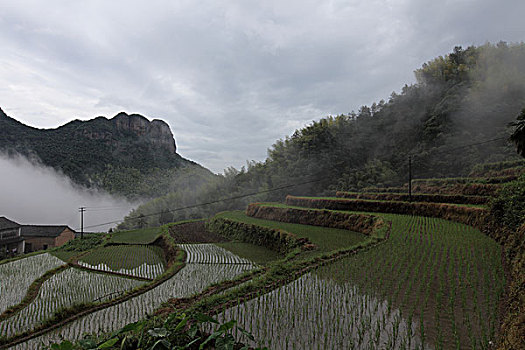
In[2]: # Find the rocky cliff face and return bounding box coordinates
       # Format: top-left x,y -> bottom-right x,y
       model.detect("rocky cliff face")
68,112 -> 177,154
112,112 -> 176,153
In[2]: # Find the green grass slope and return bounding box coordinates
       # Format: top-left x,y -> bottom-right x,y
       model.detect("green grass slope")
215,211 -> 366,253
110,227 -> 162,244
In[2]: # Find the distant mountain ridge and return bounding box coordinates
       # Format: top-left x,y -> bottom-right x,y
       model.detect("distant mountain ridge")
0,109 -> 213,198
73,112 -> 177,153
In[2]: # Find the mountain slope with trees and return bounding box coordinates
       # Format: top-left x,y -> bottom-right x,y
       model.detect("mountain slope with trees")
120,42 -> 525,228
0,110 -> 215,200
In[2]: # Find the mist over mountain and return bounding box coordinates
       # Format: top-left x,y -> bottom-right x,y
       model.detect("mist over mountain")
0,110 -> 214,200
121,42 -> 525,228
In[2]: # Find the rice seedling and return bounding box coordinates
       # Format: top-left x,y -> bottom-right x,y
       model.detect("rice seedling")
7,206 -> 505,350
205,209 -> 504,349
208,272 -> 429,349
0,268 -> 145,338
77,245 -> 165,279
178,244 -> 255,265
17,263 -> 254,349
76,261 -> 164,280
311,212 -> 505,349
0,254 -> 64,313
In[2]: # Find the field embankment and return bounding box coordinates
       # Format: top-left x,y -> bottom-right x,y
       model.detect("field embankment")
246,202 -> 385,235
285,195 -> 489,229
206,213 -> 312,254
335,191 -> 489,205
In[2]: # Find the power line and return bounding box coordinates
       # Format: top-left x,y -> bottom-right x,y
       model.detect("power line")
409,136 -> 508,157
76,175 -> 324,231
83,207 -> 133,212
76,135 -> 513,230
83,206 -> 132,210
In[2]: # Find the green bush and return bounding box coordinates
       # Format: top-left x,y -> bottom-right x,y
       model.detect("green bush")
490,174 -> 525,230
56,233 -> 105,252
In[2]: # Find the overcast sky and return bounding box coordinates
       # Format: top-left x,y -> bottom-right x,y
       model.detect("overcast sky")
1,1 -> 524,173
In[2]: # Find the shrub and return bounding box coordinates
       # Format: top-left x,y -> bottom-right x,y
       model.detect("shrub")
490,174 -> 525,230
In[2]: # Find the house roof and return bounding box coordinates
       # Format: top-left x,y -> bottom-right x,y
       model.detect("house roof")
0,217 -> 20,230
20,225 -> 74,238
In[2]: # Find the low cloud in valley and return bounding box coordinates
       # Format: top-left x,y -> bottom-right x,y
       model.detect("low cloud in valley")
0,153 -> 135,232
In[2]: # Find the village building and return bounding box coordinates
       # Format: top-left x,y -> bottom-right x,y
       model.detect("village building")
0,217 -> 75,255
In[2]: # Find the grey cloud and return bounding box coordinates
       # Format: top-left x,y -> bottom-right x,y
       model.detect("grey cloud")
1,1 -> 525,172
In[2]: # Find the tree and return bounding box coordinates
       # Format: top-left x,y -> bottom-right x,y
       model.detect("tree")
137,214 -> 146,229
510,108 -> 525,157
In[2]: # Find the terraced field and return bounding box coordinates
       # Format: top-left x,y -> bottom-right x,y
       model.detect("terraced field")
178,244 -> 255,265
213,210 -> 367,252
216,242 -> 282,265
208,203 -> 504,349
211,272 -> 427,349
1,170 -> 515,350
19,263 -> 253,349
78,245 -> 166,279
0,268 -> 145,338
0,224 -> 262,349
0,254 -> 64,313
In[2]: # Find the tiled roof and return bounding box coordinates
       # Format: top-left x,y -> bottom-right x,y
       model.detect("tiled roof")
20,225 -> 73,237
0,217 -> 20,230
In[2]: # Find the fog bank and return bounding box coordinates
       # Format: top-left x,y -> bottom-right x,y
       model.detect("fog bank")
0,153 -> 136,232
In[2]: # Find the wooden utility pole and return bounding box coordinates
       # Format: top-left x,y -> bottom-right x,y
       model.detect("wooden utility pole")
79,207 -> 86,239
408,156 -> 412,202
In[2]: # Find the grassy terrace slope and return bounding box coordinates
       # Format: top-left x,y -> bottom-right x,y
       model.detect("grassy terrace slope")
215,242 -> 282,266
110,227 -> 162,244
214,211 -> 366,253
242,203 -> 504,349
335,191 -> 490,205
305,196 -> 487,209
285,196 -> 489,230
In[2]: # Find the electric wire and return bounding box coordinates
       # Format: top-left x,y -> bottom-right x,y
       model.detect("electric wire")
76,175 -> 324,231
75,135 -> 514,231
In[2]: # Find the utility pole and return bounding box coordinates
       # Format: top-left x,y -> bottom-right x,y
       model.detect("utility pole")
408,156 -> 412,202
79,207 -> 86,239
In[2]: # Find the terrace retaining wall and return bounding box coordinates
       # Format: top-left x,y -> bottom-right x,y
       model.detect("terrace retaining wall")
285,196 -> 489,231
245,204 -> 384,236
335,191 -> 489,205
206,216 -> 311,254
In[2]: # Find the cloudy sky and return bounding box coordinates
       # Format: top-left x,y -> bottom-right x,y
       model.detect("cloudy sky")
1,1 -> 524,173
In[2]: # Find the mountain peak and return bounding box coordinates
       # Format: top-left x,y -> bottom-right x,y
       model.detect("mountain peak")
110,112 -> 176,153
0,110 -> 192,189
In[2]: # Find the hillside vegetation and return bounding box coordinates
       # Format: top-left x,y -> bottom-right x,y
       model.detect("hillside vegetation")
0,111 -> 215,200
121,42 -> 525,229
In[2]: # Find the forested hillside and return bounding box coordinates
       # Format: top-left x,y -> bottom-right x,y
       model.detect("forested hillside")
120,42 -> 525,228
0,111 -> 215,199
